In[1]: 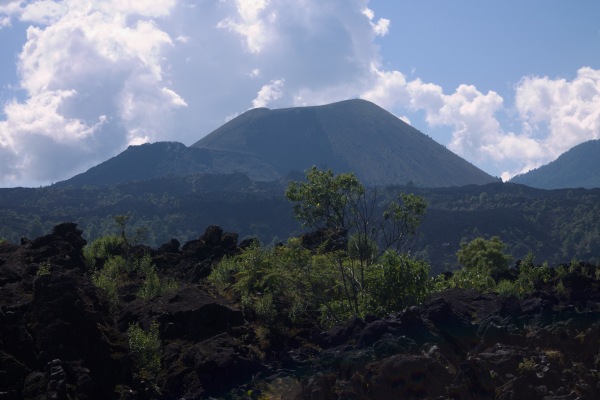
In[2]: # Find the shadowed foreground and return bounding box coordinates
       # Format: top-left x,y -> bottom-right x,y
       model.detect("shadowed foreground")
1,223 -> 599,399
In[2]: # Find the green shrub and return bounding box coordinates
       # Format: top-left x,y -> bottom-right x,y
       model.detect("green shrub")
434,267 -> 496,293
210,240 -> 432,329
92,255 -> 127,309
91,251 -> 178,306
137,259 -> 178,301
83,235 -> 126,269
36,261 -> 51,277
366,251 -> 431,315
138,266 -> 161,300
457,236 -> 511,278
127,322 -> 161,379
254,293 -> 277,324
210,242 -> 337,327
495,279 -> 518,297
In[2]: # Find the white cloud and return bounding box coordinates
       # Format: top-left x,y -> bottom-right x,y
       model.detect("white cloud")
2,90 -> 104,142
1,0 -> 598,187
247,68 -> 261,78
361,63 -> 600,180
398,115 -> 411,125
362,7 -> 389,37
0,0 -> 21,28
20,0 -> 68,25
361,66 -> 410,109
362,65 -> 505,163
515,67 -> 600,157
0,0 -> 183,186
217,0 -> 273,53
252,78 -> 284,108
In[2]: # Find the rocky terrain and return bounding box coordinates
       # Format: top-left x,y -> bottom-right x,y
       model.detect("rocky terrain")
1,223 -> 599,399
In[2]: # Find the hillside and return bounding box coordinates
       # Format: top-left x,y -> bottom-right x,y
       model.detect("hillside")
192,99 -> 497,187
58,99 -> 497,187
1,223 -> 599,398
510,139 -> 600,189
2,177 -> 599,273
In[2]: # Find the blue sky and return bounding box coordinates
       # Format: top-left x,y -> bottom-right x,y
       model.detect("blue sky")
0,0 -> 599,186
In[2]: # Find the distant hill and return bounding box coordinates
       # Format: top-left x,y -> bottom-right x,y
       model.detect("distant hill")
510,139 -> 600,189
2,177 -> 600,273
192,99 -> 497,187
59,99 -> 497,188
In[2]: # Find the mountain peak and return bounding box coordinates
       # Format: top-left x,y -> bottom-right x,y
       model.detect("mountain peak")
192,99 -> 496,187
59,100 -> 497,187
510,139 -> 600,189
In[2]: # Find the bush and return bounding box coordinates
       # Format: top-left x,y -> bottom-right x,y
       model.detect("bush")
92,255 -> 127,309
210,240 -> 432,329
83,235 -> 126,269
90,248 -> 178,306
209,242 -> 337,328
127,322 -> 161,379
366,251 -> 431,315
457,236 -> 511,278
36,261 -> 51,277
433,267 -> 497,293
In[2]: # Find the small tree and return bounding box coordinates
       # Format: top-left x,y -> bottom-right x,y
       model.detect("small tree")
285,167 -> 427,257
285,166 -> 363,230
285,167 -> 428,318
127,322 -> 161,379
456,236 -> 511,278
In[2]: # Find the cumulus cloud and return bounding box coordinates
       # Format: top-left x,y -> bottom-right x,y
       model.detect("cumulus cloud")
252,78 -> 284,108
1,0 -> 598,186
0,0 -> 185,186
362,65 -> 506,162
515,67 -> 600,156
217,0 -> 273,53
0,0 -> 21,28
362,63 -> 600,180
362,7 -> 389,37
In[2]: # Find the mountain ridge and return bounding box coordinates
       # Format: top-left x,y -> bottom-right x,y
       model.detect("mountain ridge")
510,139 -> 600,189
192,99 -> 497,187
58,99 -> 497,188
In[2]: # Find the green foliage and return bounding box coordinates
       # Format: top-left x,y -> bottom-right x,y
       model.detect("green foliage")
436,251 -> 555,299
511,253 -> 550,296
433,267 -> 497,293
36,261 -> 51,277
209,242 -> 334,327
283,167 -> 429,324
83,235 -> 125,269
136,253 -> 179,300
92,255 -> 127,309
127,322 -> 161,379
113,214 -> 131,245
2,173 -> 599,270
285,166 -> 364,230
366,251 -> 431,315
518,357 -> 536,373
457,236 -> 511,277
285,167 -> 427,257
210,238 -> 432,330
138,265 -> 162,301
88,235 -> 178,306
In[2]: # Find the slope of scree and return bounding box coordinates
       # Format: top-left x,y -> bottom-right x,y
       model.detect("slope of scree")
57,99 -> 497,188
1,223 -> 599,399
193,99 -> 497,187
510,139 -> 600,189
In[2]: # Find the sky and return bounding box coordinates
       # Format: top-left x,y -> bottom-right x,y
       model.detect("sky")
0,0 -> 599,187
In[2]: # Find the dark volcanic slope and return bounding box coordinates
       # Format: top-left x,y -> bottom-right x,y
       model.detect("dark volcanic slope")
510,139 -> 600,189
59,99 -> 497,187
193,99 -> 497,187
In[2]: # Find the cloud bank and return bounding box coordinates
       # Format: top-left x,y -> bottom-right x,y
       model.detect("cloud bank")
0,0 -> 598,186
